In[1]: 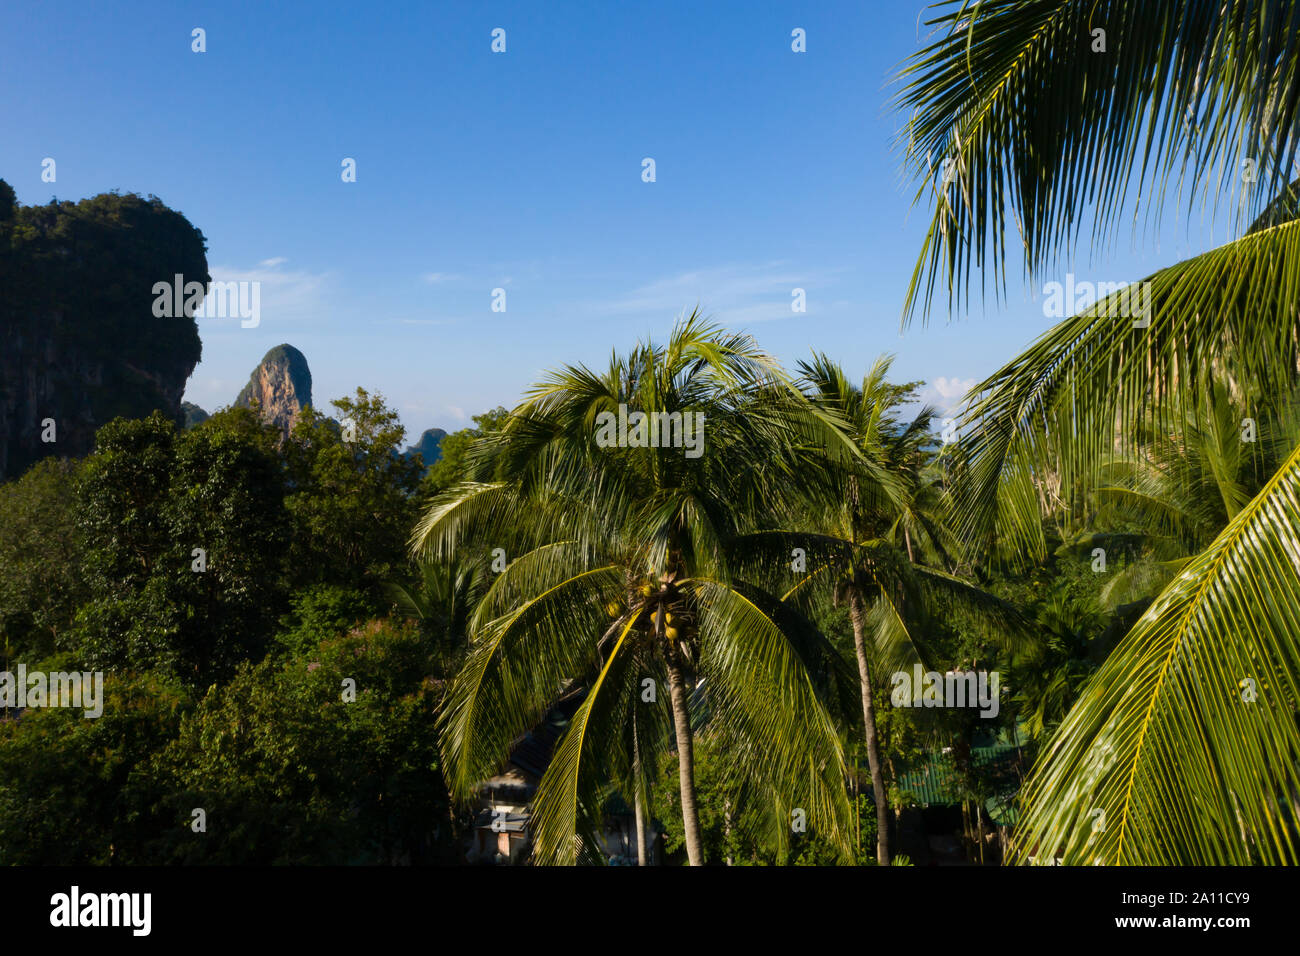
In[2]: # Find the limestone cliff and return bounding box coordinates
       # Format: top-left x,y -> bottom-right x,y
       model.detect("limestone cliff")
233,344 -> 313,439
0,180 -> 208,480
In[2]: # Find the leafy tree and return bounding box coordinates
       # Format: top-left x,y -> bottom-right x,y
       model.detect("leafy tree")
650,733 -> 878,865
75,410 -> 176,595
737,354 -> 1028,863
0,458 -> 88,660
1071,382 -> 1300,610
163,407 -> 289,678
420,407 -> 509,496
1004,598 -> 1102,740
274,584 -> 373,658
73,408 -> 289,684
285,388 -> 424,595
0,670 -> 191,865
145,619 -> 448,864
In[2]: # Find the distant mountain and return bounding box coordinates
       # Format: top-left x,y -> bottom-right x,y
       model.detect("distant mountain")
181,401 -> 210,429
0,179 -> 208,480
403,427 -> 446,467
233,344 -> 312,440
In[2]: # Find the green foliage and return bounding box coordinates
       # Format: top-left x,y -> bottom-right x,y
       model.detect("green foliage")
0,671 -> 191,865
897,0 -> 1300,321
651,735 -> 771,864
286,388 -> 424,594
419,317 -> 860,865
1017,442 -> 1300,863
0,457 -> 88,659
274,584 -> 375,658
386,557 -> 482,683
898,0 -> 1300,863
420,406 -> 509,496
72,408 -> 289,684
145,619 -> 448,864
0,619 -> 451,865
650,737 -> 878,865
791,794 -> 878,866
75,410 -> 176,595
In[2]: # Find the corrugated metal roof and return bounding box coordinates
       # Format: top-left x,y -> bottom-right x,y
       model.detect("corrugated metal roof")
892,732 -> 1030,810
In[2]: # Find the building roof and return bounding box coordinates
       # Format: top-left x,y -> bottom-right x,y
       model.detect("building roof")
892,730 -> 1033,812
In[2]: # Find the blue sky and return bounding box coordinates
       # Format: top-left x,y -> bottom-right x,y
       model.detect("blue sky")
0,0 -> 1238,439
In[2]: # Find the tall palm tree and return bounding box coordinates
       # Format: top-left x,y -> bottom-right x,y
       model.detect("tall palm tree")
737,353 -> 1028,864
897,0 -> 1300,863
411,316 -> 860,865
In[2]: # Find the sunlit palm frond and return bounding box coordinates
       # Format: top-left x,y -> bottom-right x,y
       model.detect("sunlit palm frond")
530,610 -> 644,865
437,565 -> 621,799
1014,442 -> 1300,864
896,0 -> 1300,321
692,578 -> 856,860
956,216 -> 1300,558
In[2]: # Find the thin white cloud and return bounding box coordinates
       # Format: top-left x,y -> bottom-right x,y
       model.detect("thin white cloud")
205,261 -> 331,325
260,257 -> 288,268
587,263 -> 843,325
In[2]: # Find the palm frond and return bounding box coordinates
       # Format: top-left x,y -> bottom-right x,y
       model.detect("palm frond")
1013,441 -> 1300,864
896,0 -> 1300,321
692,578 -> 856,860
531,609 -> 644,865
956,217 -> 1300,559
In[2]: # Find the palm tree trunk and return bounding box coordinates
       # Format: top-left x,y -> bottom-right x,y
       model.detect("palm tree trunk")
848,589 -> 892,865
634,790 -> 648,866
665,657 -> 704,866
633,720 -> 649,866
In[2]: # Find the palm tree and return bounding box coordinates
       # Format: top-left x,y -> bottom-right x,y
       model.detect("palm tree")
388,555 -> 484,674
897,0 -> 1300,863
737,353 -> 1028,864
411,316 -> 860,865
390,556 -> 483,639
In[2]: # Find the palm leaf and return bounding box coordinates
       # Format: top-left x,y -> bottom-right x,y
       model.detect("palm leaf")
1013,441 -> 1300,864
896,0 -> 1300,321
956,216 -> 1300,559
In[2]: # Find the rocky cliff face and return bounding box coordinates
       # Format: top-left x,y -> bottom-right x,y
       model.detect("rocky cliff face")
233,344 -> 313,439
0,181 -> 208,480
